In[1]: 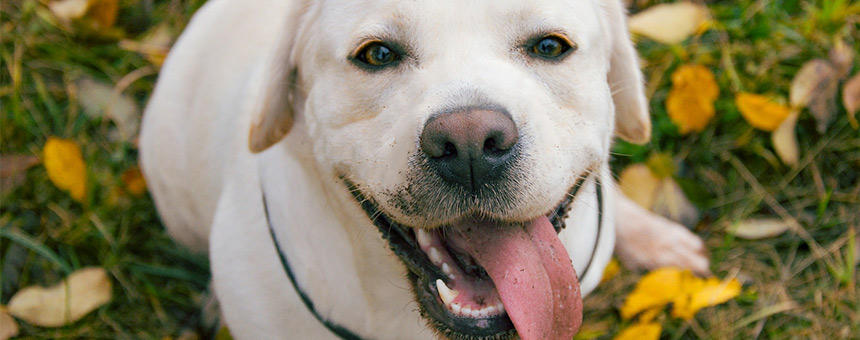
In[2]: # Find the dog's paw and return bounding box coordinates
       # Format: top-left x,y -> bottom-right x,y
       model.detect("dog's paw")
614,196 -> 711,276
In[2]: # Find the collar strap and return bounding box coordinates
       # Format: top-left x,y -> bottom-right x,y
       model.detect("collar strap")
261,178 -> 603,339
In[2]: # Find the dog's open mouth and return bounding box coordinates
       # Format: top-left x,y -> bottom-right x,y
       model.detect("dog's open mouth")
344,177 -> 588,340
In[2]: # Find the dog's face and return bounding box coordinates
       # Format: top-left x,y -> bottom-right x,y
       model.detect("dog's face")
249,0 -> 649,338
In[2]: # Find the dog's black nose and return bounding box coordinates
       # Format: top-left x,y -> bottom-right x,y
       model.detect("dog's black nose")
420,108 -> 519,191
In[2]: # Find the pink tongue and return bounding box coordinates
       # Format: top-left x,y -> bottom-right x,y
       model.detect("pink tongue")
450,217 -> 582,340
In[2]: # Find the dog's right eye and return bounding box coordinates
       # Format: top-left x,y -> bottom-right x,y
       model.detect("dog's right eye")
353,41 -> 401,69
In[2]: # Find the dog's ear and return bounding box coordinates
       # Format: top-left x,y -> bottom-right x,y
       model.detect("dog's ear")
248,10 -> 302,153
604,0 -> 651,144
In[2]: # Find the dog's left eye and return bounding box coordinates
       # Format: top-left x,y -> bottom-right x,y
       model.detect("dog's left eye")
528,35 -> 575,60
353,41 -> 401,69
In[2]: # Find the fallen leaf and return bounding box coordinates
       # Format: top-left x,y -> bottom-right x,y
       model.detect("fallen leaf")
121,166 -> 147,196
619,162 -> 699,227
843,73 -> 860,129
48,0 -> 88,21
43,138 -> 87,202
613,322 -> 661,340
628,2 -> 710,45
0,155 -> 40,195
620,268 -> 684,319
771,110 -> 800,166
672,276 -> 741,320
729,218 -> 791,240
620,268 -> 740,322
666,65 -> 719,134
8,267 -> 112,327
119,23 -> 173,67
77,77 -> 140,142
829,40 -> 854,79
651,178 -> 700,227
48,0 -> 119,34
600,258 -> 621,284
736,93 -> 791,131
0,307 -> 19,340
619,164 -> 660,210
637,307 -> 663,323
790,59 -> 836,109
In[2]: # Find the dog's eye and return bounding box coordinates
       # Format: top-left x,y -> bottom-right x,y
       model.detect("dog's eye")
528,35 -> 575,60
354,41 -> 400,68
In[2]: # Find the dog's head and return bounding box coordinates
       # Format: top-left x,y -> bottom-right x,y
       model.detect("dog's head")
248,0 -> 649,338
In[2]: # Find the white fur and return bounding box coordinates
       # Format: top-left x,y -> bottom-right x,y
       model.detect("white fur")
140,0 -> 705,338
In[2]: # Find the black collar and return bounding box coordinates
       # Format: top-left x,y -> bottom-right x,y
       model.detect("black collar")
261,179 -> 603,340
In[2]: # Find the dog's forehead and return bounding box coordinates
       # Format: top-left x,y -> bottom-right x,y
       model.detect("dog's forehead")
315,0 -> 605,54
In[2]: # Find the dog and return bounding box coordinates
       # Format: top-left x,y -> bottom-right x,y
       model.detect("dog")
139,0 -> 709,338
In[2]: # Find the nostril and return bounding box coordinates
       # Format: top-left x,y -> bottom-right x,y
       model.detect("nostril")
441,142 -> 457,158
483,137 -> 498,154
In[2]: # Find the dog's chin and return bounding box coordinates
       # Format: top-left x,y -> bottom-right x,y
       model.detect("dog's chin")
343,177 -> 585,340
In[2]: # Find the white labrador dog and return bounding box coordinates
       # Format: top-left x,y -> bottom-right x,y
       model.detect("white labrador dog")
140,0 -> 708,339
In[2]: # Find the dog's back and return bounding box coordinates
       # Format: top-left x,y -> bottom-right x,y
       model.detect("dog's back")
140,0 -> 291,252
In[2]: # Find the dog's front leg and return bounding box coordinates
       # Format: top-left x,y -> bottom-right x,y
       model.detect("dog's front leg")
613,186 -> 711,276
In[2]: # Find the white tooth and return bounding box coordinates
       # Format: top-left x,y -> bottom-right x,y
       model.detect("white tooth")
451,303 -> 462,314
462,306 -> 472,316
441,263 -> 452,274
485,305 -> 497,315
496,303 -> 505,313
435,279 -> 458,306
416,229 -> 433,247
472,309 -> 482,318
429,247 -> 442,264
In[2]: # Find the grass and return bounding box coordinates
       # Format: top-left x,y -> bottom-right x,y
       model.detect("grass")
1,0 -> 858,338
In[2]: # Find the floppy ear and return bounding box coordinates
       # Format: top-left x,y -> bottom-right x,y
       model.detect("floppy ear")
604,0 -> 651,144
248,10 -> 302,153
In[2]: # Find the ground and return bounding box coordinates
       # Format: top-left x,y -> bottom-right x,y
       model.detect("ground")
1,0 -> 858,339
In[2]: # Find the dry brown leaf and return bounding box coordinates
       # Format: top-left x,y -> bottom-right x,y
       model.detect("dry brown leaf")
729,218 -> 790,240
829,40 -> 855,79
0,307 -> 19,340
736,93 -> 791,131
844,73 -> 860,129
619,164 -> 660,209
119,23 -> 173,67
790,59 -> 836,109
121,166 -> 147,196
771,110 -> 800,166
49,0 -> 116,27
628,2 -> 710,45
666,65 -> 719,134
7,267 -> 112,327
613,322 -> 661,340
43,137 -> 87,202
77,77 -> 140,142
619,163 -> 699,226
0,155 -> 40,195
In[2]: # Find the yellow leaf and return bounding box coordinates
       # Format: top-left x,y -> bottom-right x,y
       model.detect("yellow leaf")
672,277 -> 741,320
736,93 -> 791,132
619,268 -> 684,319
613,322 -> 662,340
600,258 -> 621,284
43,137 -> 87,202
637,307 -> 663,323
121,166 -> 147,196
628,2 -> 710,45
0,307 -> 19,340
8,267 -> 112,327
666,65 -> 719,134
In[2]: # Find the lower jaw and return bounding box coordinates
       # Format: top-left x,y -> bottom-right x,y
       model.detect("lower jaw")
410,273 -> 517,340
